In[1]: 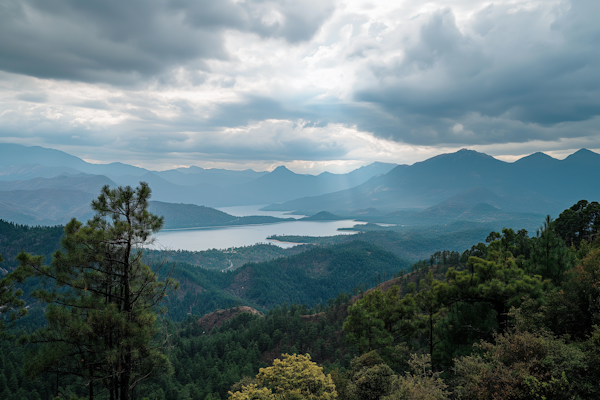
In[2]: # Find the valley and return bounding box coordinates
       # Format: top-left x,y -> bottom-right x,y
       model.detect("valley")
2,144 -> 600,400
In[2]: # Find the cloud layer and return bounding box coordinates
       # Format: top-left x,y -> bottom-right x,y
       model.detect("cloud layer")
0,0 -> 598,172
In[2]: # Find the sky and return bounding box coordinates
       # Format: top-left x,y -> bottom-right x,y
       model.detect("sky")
0,0 -> 599,173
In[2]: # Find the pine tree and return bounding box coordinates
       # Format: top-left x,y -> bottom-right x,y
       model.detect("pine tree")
0,254 -> 27,335
17,183 -> 177,400
7,373 -> 17,393
527,215 -> 575,285
0,373 -> 6,393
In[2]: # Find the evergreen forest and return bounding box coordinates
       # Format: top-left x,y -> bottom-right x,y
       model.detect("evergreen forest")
1,184 -> 600,399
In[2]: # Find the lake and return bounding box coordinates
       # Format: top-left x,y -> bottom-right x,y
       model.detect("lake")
151,205 -> 365,251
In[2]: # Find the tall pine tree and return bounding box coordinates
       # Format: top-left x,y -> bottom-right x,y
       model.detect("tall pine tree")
18,183 -> 177,400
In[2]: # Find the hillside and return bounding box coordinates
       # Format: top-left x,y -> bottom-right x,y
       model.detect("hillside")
168,241 -> 411,319
268,217 -> 544,261
0,189 -> 97,225
0,174 -> 115,193
0,220 -> 63,270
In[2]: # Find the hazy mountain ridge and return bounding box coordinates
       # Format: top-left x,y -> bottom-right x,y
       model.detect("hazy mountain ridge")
0,143 -> 396,208
1,143 -> 597,229
265,148 -> 600,215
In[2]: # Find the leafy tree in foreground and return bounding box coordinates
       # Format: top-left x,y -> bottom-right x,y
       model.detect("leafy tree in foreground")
345,351 -> 394,400
17,183 -> 177,400
554,200 -> 600,248
384,354 -> 449,400
229,353 -> 337,400
454,330 -> 588,399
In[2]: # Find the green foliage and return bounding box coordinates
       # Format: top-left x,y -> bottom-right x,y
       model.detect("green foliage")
255,353 -> 337,400
554,200 -> 600,247
345,351 -> 394,400
16,183 -> 177,400
0,219 -> 63,270
268,222 -> 509,262
454,331 -> 588,399
444,253 -> 546,333
343,287 -> 417,362
168,241 -> 410,320
383,355 -> 449,400
4,200 -> 600,400
0,253 -> 27,335
526,215 -> 575,285
145,244 -> 308,271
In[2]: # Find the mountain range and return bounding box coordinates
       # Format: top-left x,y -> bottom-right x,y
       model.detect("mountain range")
264,149 -> 600,216
1,143 -> 599,228
0,144 -> 395,226
0,143 -> 396,207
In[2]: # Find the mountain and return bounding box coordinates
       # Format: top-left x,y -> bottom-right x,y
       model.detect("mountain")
0,164 -> 83,181
0,174 -> 115,193
0,143 -> 148,176
0,175 -> 118,225
344,161 -> 401,182
0,189 -> 97,225
148,201 -> 294,229
0,144 -> 396,208
264,149 -> 600,215
232,163 -> 397,204
156,167 -> 268,187
110,172 -> 265,206
0,143 -> 90,170
0,177 -> 295,228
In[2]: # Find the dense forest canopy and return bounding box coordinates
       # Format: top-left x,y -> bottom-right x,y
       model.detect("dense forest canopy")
1,191 -> 600,399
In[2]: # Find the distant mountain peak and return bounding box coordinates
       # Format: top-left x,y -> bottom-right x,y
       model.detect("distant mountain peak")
271,165 -> 294,174
415,149 -> 499,169
513,151 -> 559,165
571,148 -> 595,155
528,151 -> 553,158
456,148 -> 494,157
564,148 -> 600,165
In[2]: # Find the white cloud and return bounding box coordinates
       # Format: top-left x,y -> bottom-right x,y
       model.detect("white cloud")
0,0 -> 598,171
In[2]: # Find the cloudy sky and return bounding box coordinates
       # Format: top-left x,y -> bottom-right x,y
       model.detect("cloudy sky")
0,0 -> 598,173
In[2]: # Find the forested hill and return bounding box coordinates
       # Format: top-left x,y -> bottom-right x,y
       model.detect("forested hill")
167,241 -> 411,319
5,199 -> 600,400
147,201 -> 294,229
0,220 -> 63,270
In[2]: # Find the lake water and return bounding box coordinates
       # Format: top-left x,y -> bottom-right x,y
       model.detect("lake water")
151,205 -> 365,251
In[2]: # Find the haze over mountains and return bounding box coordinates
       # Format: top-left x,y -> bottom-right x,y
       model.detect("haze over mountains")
0,144 -> 396,226
265,149 -> 600,217
1,143 -> 599,229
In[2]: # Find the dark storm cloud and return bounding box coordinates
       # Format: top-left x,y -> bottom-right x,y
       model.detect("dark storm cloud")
173,0 -> 335,43
0,0 -> 334,85
353,0 -> 600,146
